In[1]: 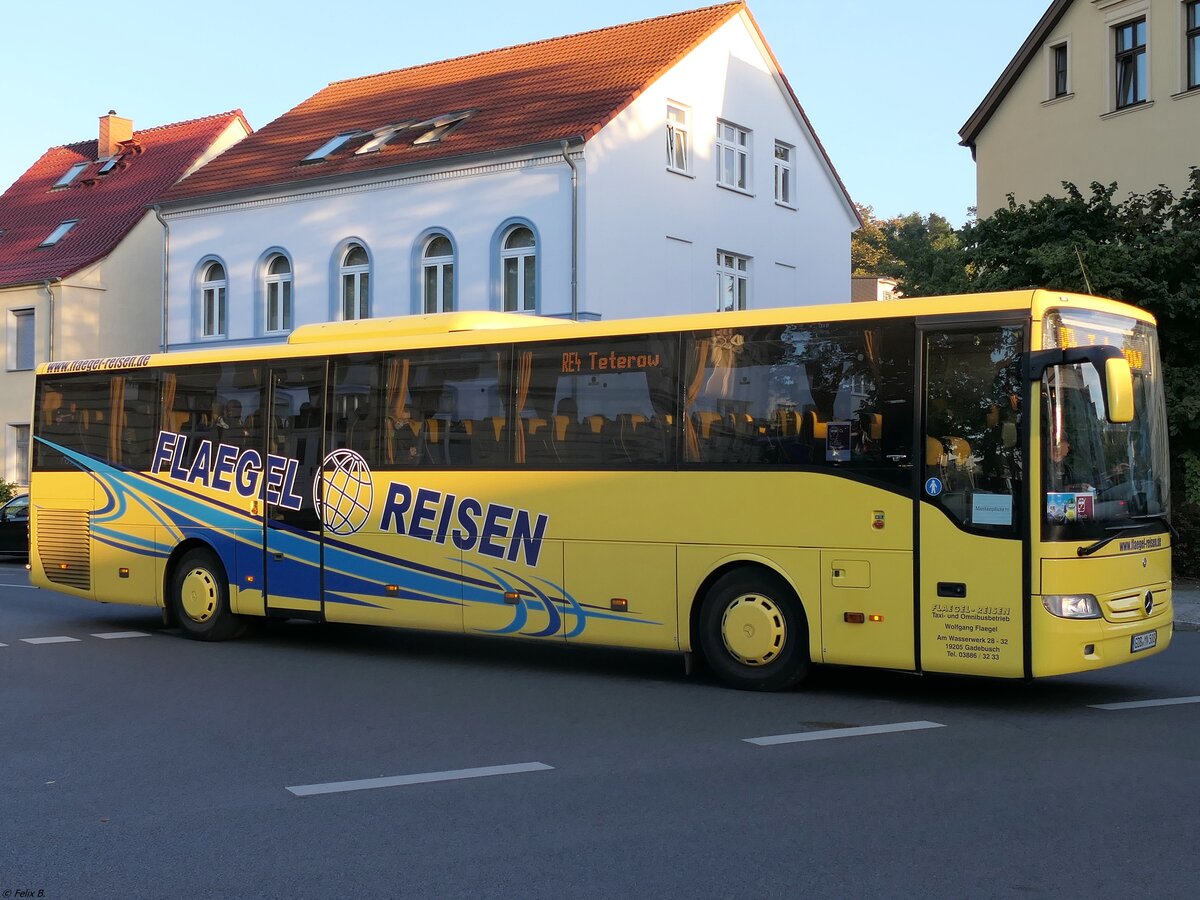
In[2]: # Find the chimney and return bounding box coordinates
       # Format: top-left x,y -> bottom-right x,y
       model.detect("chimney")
98,110 -> 133,159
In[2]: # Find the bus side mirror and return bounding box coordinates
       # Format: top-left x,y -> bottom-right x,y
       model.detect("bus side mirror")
1024,346 -> 1135,424
1104,356 -> 1134,424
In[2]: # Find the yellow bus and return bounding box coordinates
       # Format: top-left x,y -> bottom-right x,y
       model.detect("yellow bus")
29,289 -> 1172,689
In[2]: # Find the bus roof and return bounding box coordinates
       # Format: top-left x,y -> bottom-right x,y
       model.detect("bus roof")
36,289 -> 1156,376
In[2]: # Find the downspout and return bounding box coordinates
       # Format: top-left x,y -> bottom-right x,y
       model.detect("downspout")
559,139 -> 580,321
41,278 -> 58,361
153,205 -> 169,352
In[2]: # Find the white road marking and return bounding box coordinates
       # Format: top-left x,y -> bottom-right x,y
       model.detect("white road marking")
91,631 -> 152,640
1089,696 -> 1200,711
744,720 -> 945,746
20,636 -> 82,645
287,762 -> 555,797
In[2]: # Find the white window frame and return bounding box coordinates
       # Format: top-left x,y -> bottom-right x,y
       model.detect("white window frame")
666,103 -> 691,175
1099,1 -> 1152,114
340,244 -> 371,320
1114,16 -> 1149,108
7,308 -> 35,372
716,120 -> 751,193
501,226 -> 537,313
200,261 -> 227,339
10,424 -> 29,486
422,233 -> 455,314
264,253 -> 293,334
716,251 -> 750,312
773,140 -> 795,207
1187,0 -> 1200,91
1046,38 -> 1072,100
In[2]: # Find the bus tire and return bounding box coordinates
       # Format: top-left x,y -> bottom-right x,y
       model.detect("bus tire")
169,548 -> 246,642
698,569 -> 809,691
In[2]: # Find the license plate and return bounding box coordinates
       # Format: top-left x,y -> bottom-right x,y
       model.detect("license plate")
1131,630 -> 1158,653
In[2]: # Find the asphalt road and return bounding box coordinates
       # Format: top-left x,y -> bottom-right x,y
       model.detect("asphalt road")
2,564 -> 1198,899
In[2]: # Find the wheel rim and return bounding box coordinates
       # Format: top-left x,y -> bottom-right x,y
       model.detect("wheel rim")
721,592 -> 786,666
180,566 -> 218,623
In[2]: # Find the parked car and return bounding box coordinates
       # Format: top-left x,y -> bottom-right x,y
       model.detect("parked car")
0,493 -> 30,561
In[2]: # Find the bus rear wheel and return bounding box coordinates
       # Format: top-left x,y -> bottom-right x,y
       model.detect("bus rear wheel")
169,548 -> 246,641
698,569 -> 809,691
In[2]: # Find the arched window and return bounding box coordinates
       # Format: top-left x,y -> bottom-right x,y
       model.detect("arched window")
422,233 -> 455,314
501,226 -> 536,312
264,253 -> 293,333
200,261 -> 227,338
340,243 -> 370,320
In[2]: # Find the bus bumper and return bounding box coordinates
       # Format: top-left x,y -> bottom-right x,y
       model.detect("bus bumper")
1031,593 -> 1174,677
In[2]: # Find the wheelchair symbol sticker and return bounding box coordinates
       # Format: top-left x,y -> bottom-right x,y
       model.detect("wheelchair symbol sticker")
924,477 -> 943,497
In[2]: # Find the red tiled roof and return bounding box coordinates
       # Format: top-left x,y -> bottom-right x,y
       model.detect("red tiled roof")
160,3 -> 746,204
0,111 -> 250,287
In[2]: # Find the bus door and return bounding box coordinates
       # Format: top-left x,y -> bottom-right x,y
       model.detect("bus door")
918,324 -> 1025,676
263,363 -> 327,619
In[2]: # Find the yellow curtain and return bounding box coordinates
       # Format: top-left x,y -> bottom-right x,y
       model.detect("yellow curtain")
514,350 -> 532,463
704,328 -> 744,398
42,388 -> 61,423
683,340 -> 710,462
863,329 -> 881,377
108,376 -> 126,463
384,357 -> 410,465
161,373 -> 177,433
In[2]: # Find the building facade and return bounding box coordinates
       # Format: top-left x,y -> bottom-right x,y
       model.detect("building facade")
961,0 -> 1200,215
0,112 -> 251,486
158,3 -> 859,352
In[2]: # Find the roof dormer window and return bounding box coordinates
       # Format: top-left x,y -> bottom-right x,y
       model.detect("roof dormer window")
411,109 -> 476,145
39,219 -> 79,248
300,109 -> 479,164
52,162 -> 88,189
301,132 -> 362,163
98,155 -> 123,175
354,122 -> 418,155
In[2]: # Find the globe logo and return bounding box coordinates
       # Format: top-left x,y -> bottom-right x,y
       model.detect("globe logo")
317,449 -> 373,535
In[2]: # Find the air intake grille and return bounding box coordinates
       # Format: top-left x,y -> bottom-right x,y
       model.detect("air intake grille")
37,509 -> 91,590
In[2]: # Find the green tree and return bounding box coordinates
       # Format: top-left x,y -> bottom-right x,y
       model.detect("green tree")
851,203 -> 888,275
851,205 -> 965,297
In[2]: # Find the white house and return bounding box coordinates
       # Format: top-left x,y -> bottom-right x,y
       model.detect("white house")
158,2 -> 859,351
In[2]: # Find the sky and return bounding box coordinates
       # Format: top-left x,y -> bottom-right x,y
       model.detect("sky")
0,0 -> 1051,228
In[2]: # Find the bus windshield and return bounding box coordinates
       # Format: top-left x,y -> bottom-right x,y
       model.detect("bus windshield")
1041,309 -> 1170,539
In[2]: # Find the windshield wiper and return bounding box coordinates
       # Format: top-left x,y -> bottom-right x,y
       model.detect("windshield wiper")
1077,515 -> 1173,557
1130,513 -> 1179,539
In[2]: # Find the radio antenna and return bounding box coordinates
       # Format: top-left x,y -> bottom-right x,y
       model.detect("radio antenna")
1074,243 -> 1094,294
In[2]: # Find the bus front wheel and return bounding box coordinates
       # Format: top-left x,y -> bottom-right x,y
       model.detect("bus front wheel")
698,569 -> 809,691
169,548 -> 246,642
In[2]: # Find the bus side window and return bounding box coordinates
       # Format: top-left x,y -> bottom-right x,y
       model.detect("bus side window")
521,336 -> 675,468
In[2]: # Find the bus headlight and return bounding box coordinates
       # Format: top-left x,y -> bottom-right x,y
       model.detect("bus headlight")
1042,594 -> 1102,619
